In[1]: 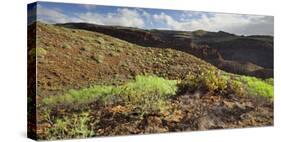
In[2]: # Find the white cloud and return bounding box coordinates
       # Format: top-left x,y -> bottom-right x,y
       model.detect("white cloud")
37,5 -> 145,28
152,12 -> 273,35
37,4 -> 82,23
153,12 -> 182,30
76,8 -> 145,27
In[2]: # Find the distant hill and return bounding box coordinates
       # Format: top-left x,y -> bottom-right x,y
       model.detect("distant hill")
57,23 -> 273,78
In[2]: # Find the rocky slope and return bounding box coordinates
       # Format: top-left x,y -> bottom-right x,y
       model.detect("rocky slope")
57,23 -> 273,78
33,22 -> 216,97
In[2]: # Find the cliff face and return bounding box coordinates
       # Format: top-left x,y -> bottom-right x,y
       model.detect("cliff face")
57,23 -> 273,78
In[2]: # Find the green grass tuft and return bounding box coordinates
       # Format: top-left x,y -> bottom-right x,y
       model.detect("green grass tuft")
43,75 -> 178,117
124,75 -> 178,96
43,75 -> 178,107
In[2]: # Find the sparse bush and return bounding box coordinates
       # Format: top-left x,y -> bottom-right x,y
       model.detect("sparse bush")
180,67 -> 273,99
81,37 -> 92,42
179,68 -> 227,93
116,48 -> 123,53
61,43 -> 71,49
108,51 -> 119,57
45,112 -> 94,140
225,79 -> 246,96
29,47 -> 47,58
80,46 -> 91,51
91,54 -> 104,63
96,37 -> 105,45
37,47 -> 47,56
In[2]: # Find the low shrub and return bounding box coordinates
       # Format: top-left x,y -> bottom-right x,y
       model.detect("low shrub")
96,37 -> 105,45
178,67 -> 273,99
179,67 -> 227,93
91,54 -> 104,63
80,46 -> 91,51
61,43 -> 71,49
44,112 -> 94,140
108,51 -> 119,57
28,47 -> 47,58
225,79 -> 246,96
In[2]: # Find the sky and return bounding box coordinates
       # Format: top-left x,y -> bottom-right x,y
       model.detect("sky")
28,2 -> 274,36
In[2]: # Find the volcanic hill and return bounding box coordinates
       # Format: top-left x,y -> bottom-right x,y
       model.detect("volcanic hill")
57,23 -> 273,78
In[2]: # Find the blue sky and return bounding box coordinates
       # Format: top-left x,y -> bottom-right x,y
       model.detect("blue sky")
28,2 -> 274,35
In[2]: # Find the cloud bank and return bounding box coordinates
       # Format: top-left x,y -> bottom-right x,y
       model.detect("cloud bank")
34,3 -> 273,35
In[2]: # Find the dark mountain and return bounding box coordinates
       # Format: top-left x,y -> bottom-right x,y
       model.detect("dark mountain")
57,23 -> 273,78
